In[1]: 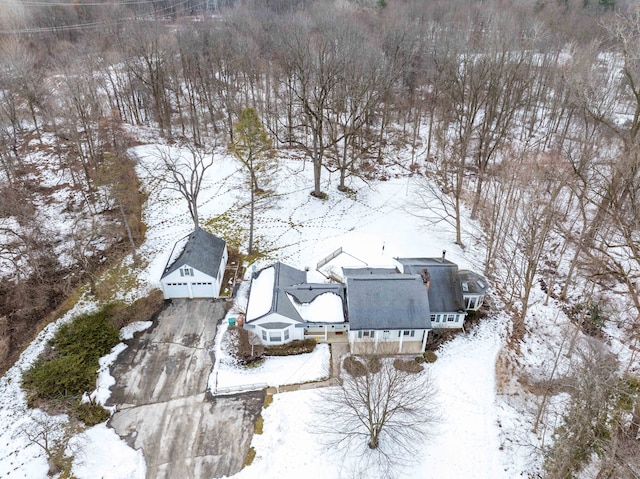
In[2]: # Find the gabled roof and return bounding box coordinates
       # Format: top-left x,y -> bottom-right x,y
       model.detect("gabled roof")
246,262 -> 306,322
345,274 -> 431,331
395,258 -> 465,313
284,283 -> 345,304
161,229 -> 226,279
246,263 -> 347,324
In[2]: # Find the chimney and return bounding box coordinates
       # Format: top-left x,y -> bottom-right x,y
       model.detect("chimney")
421,268 -> 431,292
442,250 -> 446,262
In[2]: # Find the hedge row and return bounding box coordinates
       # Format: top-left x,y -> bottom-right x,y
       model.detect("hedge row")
264,338 -> 317,356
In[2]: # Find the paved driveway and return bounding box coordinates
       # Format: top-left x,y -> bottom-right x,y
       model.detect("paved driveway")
107,299 -> 264,479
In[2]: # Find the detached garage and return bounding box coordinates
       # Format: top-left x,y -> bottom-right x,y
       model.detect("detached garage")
161,228 -> 228,299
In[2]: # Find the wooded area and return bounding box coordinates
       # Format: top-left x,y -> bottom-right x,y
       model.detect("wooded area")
1,0 -> 640,475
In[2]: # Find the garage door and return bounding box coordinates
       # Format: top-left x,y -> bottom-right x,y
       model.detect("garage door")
191,282 -> 214,298
163,282 -> 190,298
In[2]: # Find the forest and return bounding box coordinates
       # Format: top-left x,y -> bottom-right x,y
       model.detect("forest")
1,0 -> 640,476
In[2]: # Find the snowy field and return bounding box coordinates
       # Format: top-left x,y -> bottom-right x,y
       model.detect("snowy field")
0,143 -> 539,479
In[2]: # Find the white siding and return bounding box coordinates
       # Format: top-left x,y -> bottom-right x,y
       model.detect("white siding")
162,282 -> 190,298
429,312 -> 466,329
249,313 -> 304,345
161,265 -> 219,299
349,329 -> 430,353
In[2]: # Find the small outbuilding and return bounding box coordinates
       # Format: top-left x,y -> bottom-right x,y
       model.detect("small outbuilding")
160,229 -> 228,299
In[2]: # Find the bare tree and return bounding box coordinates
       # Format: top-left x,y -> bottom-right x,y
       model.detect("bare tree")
151,144 -> 215,230
274,8 -> 353,198
15,411 -> 83,477
316,354 -> 438,478
541,336 -> 640,479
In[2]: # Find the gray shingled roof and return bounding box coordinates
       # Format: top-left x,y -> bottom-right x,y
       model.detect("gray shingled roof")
247,262 -> 308,323
395,258 -> 466,313
342,267 -> 398,277
345,274 -> 431,330
161,229 -> 226,279
284,283 -> 345,304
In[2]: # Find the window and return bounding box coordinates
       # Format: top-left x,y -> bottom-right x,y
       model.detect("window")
447,314 -> 456,322
430,314 -> 436,321
180,267 -> 193,277
262,330 -> 267,341
269,332 -> 282,342
403,330 -> 415,337
358,330 -> 373,339
284,329 -> 290,340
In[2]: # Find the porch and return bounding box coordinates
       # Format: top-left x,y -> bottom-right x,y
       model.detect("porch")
304,331 -> 350,344
350,340 -> 425,355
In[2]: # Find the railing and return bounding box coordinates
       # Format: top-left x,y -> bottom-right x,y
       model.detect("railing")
211,382 -> 268,396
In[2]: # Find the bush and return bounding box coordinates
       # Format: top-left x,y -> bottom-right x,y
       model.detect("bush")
344,355 -> 367,377
50,306 -> 120,360
394,358 -> 424,373
364,356 -> 382,373
423,350 -> 438,363
109,289 -> 164,330
415,355 -> 426,364
243,447 -> 256,468
264,339 -> 316,356
224,327 -> 264,364
254,415 -> 264,435
23,308 -> 120,401
344,355 -> 384,376
22,294 -> 165,423
425,328 -> 457,350
75,402 -> 111,426
23,353 -> 97,400
263,393 -> 273,409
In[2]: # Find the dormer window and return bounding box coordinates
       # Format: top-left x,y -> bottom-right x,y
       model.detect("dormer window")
180,267 -> 193,277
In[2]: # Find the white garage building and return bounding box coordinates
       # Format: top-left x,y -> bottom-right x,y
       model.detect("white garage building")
160,229 -> 228,299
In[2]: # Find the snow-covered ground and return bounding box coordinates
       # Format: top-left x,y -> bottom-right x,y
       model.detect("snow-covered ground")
210,311 -> 331,393
232,318 -> 510,479
0,141 -> 548,479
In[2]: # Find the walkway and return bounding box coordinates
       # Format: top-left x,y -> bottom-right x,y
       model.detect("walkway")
266,342 -> 350,395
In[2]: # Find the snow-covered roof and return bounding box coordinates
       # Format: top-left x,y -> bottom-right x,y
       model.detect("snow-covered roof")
161,228 -> 226,279
288,291 -> 345,323
246,262 -> 307,322
246,262 -> 346,324
246,265 -> 276,321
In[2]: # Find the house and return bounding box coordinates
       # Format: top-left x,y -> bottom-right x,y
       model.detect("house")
160,229 -> 228,299
344,271 -> 432,354
243,254 -> 488,353
244,262 -> 347,345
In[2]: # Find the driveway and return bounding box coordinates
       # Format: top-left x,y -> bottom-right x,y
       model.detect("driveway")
107,299 -> 264,479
